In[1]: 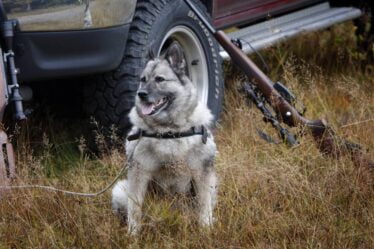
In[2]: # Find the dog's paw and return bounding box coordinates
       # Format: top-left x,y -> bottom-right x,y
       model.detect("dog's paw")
127,222 -> 141,236
112,180 -> 128,212
113,208 -> 127,225
199,214 -> 215,228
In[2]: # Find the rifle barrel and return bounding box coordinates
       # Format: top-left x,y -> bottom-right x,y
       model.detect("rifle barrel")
215,31 -> 310,128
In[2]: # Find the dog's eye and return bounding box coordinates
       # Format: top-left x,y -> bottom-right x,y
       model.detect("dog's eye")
155,76 -> 165,83
140,76 -> 146,82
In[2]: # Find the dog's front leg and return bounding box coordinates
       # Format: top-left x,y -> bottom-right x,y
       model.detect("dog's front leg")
192,163 -> 217,227
126,166 -> 151,235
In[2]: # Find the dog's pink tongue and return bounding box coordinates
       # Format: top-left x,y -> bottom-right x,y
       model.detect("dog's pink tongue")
141,104 -> 154,115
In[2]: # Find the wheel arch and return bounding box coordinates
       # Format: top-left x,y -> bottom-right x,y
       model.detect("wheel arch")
199,0 -> 214,15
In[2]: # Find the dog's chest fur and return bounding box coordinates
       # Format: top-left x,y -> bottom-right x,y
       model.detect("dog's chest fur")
153,159 -> 192,194
131,137 -> 207,193
127,126 -> 215,192
131,134 -> 210,168
148,135 -> 202,159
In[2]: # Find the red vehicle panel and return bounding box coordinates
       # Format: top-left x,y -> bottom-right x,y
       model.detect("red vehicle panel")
212,0 -> 323,28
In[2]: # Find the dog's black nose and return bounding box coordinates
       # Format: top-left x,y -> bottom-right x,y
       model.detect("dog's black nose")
137,90 -> 148,100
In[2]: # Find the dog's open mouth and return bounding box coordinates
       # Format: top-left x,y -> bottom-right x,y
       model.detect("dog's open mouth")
140,96 -> 171,116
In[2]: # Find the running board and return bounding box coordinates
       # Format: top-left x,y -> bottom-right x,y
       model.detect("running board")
220,2 -> 362,60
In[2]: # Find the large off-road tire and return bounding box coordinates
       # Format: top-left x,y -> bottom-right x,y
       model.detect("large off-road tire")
83,0 -> 224,137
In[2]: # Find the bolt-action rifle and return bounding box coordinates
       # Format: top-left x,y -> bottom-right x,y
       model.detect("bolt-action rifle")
184,0 -> 373,169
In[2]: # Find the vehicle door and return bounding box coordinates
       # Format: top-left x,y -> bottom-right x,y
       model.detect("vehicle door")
212,0 -> 321,28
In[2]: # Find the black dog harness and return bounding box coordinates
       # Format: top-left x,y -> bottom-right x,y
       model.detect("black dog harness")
127,125 -> 208,144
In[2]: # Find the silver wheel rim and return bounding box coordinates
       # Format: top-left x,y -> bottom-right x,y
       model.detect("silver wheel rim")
159,26 -> 209,106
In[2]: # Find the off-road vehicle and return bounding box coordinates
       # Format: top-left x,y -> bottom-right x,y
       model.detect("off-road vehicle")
0,0 -> 368,134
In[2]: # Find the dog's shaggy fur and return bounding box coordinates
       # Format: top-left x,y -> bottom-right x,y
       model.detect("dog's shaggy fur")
112,42 -> 218,235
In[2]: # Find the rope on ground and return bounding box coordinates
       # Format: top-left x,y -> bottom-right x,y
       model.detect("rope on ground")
0,164 -> 128,197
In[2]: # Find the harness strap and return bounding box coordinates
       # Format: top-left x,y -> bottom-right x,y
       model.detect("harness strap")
127,125 -> 208,144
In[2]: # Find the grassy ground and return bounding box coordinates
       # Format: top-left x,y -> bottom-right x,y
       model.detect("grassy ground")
0,23 -> 373,248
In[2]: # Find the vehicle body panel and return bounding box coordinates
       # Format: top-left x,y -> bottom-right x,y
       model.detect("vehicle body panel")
3,0 -> 325,31
212,0 -> 323,28
0,0 -> 359,82
14,24 -> 130,82
3,0 -> 136,31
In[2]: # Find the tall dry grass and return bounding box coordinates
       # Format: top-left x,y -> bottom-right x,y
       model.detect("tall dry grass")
0,23 -> 373,248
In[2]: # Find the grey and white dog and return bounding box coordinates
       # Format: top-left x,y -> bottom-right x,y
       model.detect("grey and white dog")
111,42 -> 218,235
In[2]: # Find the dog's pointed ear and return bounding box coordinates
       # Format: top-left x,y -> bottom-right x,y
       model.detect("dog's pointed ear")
165,42 -> 186,75
147,47 -> 156,61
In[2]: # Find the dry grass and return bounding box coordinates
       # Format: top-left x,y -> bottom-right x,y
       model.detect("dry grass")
1,23 -> 373,248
